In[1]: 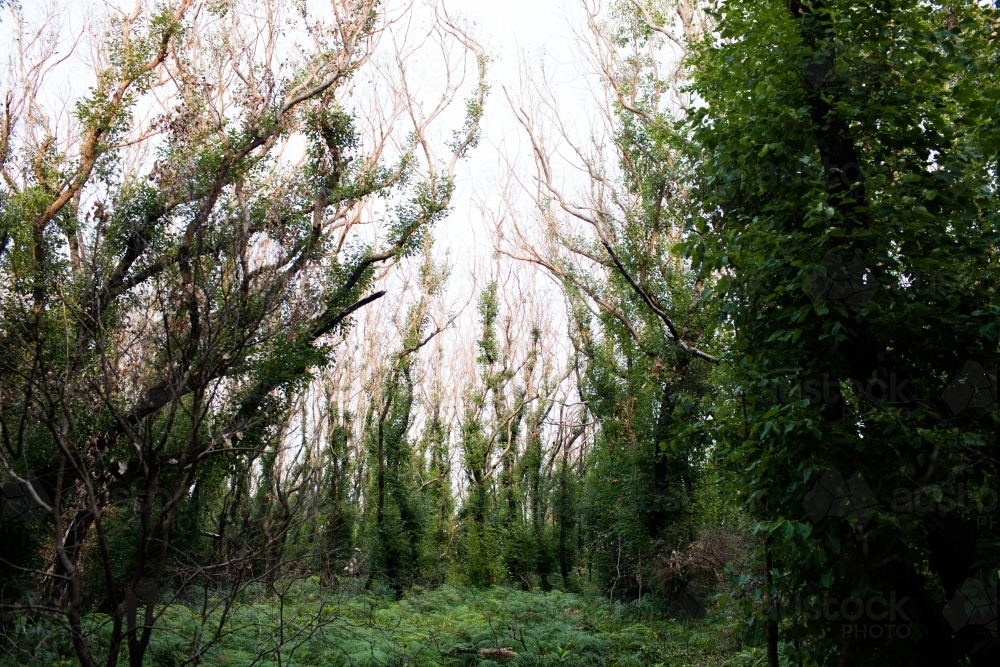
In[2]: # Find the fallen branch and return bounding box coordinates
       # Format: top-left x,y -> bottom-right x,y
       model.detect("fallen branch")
446,646 -> 519,659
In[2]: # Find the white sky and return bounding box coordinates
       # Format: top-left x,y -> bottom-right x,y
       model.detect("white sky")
429,0 -> 600,314
1,0 -> 599,275
383,0 -> 601,461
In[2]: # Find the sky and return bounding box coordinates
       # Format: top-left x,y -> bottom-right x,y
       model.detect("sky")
1,0 -> 598,271
380,0 -> 602,366
382,0 -> 603,435
427,0 -> 599,303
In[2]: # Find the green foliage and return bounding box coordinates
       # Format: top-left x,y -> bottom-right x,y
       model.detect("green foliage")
457,283 -> 506,587
365,361 -> 427,591
0,582 -> 765,667
317,409 -> 359,582
0,1 -> 480,664
552,454 -> 579,590
565,76 -> 718,607
418,399 -> 455,582
8,1 -> 998,665
684,0 -> 1000,662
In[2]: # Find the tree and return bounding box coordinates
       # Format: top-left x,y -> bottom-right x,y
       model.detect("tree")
364,246 -> 450,592
417,376 -> 456,582
458,281 -> 509,588
0,0 -> 485,664
686,0 -> 1000,663
502,0 -> 717,598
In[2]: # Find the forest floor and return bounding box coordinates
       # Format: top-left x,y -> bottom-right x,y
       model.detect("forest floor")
134,581 -> 765,667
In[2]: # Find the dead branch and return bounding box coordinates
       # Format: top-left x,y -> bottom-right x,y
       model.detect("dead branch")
447,646 -> 519,659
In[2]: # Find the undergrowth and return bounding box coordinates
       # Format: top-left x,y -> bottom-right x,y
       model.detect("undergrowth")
2,582 -> 767,666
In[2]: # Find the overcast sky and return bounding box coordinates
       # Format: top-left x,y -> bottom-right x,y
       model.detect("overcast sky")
431,0 -> 597,290
400,0 -> 600,403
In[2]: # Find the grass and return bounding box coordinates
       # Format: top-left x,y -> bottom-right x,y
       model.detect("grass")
149,581 -> 764,667
3,582 -> 768,666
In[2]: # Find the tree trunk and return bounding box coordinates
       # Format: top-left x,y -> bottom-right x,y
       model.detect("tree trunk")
763,538 -> 779,667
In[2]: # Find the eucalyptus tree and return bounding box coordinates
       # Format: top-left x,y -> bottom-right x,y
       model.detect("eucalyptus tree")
454,276 -> 568,589
416,377 -> 455,582
503,0 -> 718,597
685,0 -> 1000,663
0,0 -> 485,664
458,281 -> 514,587
363,248 -> 450,592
